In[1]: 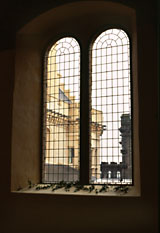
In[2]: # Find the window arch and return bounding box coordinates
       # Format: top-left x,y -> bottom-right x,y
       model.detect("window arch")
11,1 -> 140,193
42,37 -> 80,183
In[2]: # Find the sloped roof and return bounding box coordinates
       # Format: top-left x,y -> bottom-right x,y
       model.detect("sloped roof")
59,88 -> 72,104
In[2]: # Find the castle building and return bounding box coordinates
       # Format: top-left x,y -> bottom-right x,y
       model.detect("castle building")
119,114 -> 132,179
101,114 -> 132,182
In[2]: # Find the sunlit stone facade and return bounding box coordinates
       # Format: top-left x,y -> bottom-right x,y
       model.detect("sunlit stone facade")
44,73 -> 104,181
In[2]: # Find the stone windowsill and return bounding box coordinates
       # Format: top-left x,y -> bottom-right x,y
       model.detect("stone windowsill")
12,184 -> 140,197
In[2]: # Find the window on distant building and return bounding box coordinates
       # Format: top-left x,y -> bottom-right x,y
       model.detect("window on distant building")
42,29 -> 132,185
69,148 -> 74,164
45,128 -> 50,164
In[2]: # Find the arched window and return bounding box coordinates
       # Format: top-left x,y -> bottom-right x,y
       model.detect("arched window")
91,29 -> 132,184
45,128 -> 50,164
42,37 -> 80,183
42,29 -> 132,185
117,171 -> 121,179
108,171 -> 111,179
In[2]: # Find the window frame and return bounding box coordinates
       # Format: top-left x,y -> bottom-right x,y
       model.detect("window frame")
42,28 -> 133,186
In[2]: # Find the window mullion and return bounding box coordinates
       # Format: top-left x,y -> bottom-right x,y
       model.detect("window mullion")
80,45 -> 90,185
